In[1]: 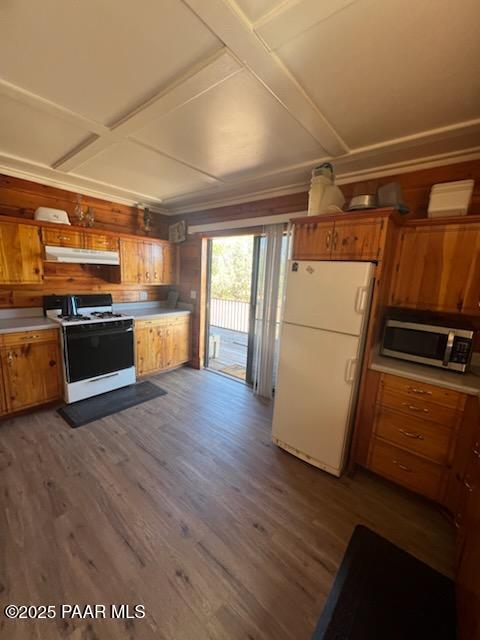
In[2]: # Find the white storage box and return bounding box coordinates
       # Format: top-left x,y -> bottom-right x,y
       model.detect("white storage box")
34,207 -> 71,225
427,179 -> 474,218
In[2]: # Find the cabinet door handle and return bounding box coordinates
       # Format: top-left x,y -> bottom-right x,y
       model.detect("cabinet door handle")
398,428 -> 424,440
326,230 -> 331,249
7,351 -> 13,366
393,459 -> 412,472
407,386 -> 432,396
473,446 -> 480,458
464,479 -> 475,492
401,402 -> 428,413
332,230 -> 338,250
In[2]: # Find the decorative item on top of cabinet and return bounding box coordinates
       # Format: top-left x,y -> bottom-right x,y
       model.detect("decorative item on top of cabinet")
0,222 -> 43,284
367,373 -> 466,504
390,218 -> 480,314
0,329 -> 61,413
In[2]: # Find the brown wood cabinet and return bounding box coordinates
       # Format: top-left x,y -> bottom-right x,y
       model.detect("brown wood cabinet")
0,222 -> 43,284
0,329 -> 61,413
42,226 -> 119,252
120,238 -> 177,286
135,315 -> 191,376
390,219 -> 480,314
292,210 -> 391,262
366,373 -> 465,505
456,409 -> 480,640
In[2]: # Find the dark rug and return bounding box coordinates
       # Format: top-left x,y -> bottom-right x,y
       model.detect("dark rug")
58,381 -> 167,428
312,524 -> 455,640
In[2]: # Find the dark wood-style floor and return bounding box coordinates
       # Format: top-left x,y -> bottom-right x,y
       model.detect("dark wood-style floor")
0,368 -> 454,640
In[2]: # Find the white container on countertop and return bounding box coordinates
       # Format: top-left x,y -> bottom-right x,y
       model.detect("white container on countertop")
427,179 -> 474,218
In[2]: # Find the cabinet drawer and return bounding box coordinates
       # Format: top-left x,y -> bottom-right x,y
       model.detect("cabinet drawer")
381,373 -> 465,410
84,233 -> 118,251
369,439 -> 447,501
380,388 -> 460,428
42,227 -> 83,248
374,407 -> 454,464
2,329 -> 59,346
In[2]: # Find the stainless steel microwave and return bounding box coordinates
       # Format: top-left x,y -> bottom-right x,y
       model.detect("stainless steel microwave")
381,319 -> 474,372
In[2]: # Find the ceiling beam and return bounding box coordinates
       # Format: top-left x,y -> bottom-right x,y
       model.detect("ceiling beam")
182,0 -> 348,156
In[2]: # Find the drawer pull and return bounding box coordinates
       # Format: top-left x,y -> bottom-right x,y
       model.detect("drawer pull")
473,447 -> 480,458
393,459 -> 412,472
464,479 -> 475,492
402,402 -> 428,413
407,386 -> 432,396
398,428 -> 424,440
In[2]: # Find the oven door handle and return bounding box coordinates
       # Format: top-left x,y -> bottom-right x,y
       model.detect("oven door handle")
442,330 -> 455,366
66,327 -> 133,340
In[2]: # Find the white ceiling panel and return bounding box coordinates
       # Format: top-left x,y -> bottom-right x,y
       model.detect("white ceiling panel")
131,69 -> 326,180
232,0 -> 284,23
0,94 -> 90,165
73,142 -> 218,199
276,0 -> 480,147
0,0 -> 221,125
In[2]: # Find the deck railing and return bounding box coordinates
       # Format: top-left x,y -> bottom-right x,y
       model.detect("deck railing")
210,298 -> 250,333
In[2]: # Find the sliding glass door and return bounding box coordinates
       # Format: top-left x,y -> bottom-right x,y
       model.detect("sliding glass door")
205,230 -> 289,391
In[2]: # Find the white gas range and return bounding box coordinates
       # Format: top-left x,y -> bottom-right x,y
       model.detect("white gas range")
44,294 -> 136,404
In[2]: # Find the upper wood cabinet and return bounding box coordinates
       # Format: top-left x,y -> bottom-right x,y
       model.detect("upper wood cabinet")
390,221 -> 480,314
333,217 -> 385,260
120,238 -> 177,286
0,329 -> 61,412
42,227 -> 119,252
292,220 -> 333,260
42,227 -> 83,248
292,211 -> 390,262
0,222 -> 43,284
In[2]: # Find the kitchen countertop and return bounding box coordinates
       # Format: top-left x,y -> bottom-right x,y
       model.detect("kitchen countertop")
370,352 -> 480,397
0,317 -> 57,334
114,304 -> 191,321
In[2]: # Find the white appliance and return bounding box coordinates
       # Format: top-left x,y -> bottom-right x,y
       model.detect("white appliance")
44,294 -> 135,403
45,245 -> 120,265
272,261 -> 374,477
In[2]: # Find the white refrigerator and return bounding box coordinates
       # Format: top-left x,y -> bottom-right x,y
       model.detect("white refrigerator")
272,260 -> 374,477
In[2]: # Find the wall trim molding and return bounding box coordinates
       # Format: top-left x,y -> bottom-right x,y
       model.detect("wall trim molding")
172,147 -> 480,215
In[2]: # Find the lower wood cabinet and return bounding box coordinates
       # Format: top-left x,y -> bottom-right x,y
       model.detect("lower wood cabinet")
135,315 -> 191,377
366,372 -> 466,505
0,329 -> 62,414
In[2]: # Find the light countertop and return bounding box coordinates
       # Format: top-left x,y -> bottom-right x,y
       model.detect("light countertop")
0,317 -> 57,334
114,303 -> 192,321
370,352 -> 480,397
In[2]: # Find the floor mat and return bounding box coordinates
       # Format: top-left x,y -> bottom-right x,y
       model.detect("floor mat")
57,381 -> 167,428
311,524 -> 455,640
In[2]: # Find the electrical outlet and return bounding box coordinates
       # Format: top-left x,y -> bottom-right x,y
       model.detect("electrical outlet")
190,290 -> 197,300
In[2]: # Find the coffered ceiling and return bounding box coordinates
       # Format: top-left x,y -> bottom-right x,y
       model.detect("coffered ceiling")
0,0 -> 479,213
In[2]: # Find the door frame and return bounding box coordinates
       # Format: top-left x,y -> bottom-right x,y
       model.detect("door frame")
203,238 -> 213,370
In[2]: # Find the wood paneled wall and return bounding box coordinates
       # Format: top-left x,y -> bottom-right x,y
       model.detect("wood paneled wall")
0,173 -> 173,308
176,158 -> 480,367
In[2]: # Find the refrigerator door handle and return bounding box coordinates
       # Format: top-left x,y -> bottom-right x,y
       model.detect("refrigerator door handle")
354,286 -> 369,314
345,358 -> 357,383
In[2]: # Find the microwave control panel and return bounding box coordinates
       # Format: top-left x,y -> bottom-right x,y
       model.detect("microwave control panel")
451,337 -> 473,364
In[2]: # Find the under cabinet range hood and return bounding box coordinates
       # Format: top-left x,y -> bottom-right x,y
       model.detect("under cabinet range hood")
45,245 -> 120,265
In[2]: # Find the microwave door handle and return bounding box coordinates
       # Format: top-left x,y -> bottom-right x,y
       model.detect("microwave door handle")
443,330 -> 455,366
